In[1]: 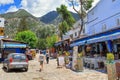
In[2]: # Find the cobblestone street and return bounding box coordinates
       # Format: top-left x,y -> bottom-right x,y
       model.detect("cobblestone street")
0,54 -> 108,80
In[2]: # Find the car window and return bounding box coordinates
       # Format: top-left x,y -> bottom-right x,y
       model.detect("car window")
12,54 -> 26,60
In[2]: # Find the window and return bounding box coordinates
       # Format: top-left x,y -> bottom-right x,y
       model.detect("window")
70,34 -> 73,39
1,30 -> 3,33
117,19 -> 120,26
13,55 -> 26,60
102,24 -> 107,32
75,32 -> 77,36
83,28 -> 85,33
112,0 -> 115,2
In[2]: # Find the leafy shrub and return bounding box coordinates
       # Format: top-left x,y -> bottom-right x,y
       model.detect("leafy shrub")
107,53 -> 114,63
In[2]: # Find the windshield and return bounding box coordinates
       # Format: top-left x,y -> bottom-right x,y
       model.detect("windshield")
12,54 -> 26,60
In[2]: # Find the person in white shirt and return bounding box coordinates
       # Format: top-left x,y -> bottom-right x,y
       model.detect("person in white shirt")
39,51 -> 45,72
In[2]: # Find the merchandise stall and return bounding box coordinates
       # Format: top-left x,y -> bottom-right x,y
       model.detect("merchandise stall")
0,39 -> 27,62
70,28 -> 120,70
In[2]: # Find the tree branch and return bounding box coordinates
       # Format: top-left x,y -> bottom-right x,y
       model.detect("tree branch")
70,1 -> 81,18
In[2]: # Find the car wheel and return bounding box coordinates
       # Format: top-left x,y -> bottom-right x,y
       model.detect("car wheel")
2,64 -> 5,69
6,67 -> 10,72
24,68 -> 28,72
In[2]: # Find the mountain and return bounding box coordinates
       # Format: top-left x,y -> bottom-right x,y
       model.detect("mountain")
0,9 -> 44,38
40,11 -> 58,24
40,11 -> 80,25
1,9 -> 35,19
0,9 -> 79,38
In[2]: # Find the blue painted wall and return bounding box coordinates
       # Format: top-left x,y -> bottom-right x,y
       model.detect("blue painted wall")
86,0 -> 120,35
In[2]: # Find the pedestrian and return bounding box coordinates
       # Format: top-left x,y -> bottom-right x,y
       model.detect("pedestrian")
25,47 -> 31,60
38,51 -> 45,72
46,50 -> 50,64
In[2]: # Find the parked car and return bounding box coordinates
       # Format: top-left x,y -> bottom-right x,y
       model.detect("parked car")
3,53 -> 28,72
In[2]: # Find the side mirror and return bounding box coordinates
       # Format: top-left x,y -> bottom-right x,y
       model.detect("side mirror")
4,58 -> 8,62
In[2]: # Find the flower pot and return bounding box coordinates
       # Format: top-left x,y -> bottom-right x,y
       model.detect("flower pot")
107,62 -> 117,80
65,56 -> 69,64
74,57 -> 83,72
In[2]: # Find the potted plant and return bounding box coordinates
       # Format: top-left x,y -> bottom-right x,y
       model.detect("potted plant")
106,53 -> 117,80
64,51 -> 70,64
107,53 -> 114,64
74,51 -> 84,72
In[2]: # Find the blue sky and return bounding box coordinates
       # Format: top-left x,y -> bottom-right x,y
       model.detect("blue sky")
0,0 -> 21,14
0,0 -> 99,17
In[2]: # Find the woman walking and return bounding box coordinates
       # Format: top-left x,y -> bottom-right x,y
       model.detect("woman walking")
46,50 -> 50,64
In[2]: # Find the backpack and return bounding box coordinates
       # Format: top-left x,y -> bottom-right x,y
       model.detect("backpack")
39,55 -> 44,61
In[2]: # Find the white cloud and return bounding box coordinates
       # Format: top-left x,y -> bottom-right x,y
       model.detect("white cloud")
0,0 -> 14,5
92,0 -> 100,7
6,6 -> 19,13
20,0 -> 99,17
20,0 -> 79,17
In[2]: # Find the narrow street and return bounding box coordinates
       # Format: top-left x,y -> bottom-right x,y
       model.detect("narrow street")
0,54 -> 107,80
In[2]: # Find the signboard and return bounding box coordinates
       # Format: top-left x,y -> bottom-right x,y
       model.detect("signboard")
72,46 -> 78,70
58,56 -> 65,66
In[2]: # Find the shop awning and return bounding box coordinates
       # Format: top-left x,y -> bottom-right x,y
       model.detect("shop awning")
70,29 -> 120,47
70,40 -> 86,47
3,44 -> 27,48
87,31 -> 120,44
54,42 -> 62,46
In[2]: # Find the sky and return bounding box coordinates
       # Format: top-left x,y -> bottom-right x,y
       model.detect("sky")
0,0 -> 100,17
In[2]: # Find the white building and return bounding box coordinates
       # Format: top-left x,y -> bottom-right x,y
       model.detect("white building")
86,0 -> 120,36
63,19 -> 86,40
0,18 -> 5,38
0,18 -> 5,27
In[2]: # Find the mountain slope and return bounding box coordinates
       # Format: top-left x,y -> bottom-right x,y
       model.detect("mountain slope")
40,11 -> 58,24
40,11 -> 80,25
0,9 -> 36,19
0,9 -> 44,38
0,9 -> 79,38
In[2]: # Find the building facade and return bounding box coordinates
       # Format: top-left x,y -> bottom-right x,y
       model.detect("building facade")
0,18 -> 5,27
70,0 -> 120,56
69,0 -> 120,71
86,0 -> 120,36
63,20 -> 85,41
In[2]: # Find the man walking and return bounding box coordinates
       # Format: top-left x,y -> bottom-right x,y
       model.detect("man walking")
39,51 -> 45,72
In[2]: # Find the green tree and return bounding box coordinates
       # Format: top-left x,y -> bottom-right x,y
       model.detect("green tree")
56,5 -> 75,39
57,5 -> 75,27
15,30 -> 38,48
58,21 -> 69,39
36,25 -> 56,38
68,0 -> 93,34
46,35 -> 58,48
35,25 -> 56,49
36,38 -> 46,50
17,17 -> 29,32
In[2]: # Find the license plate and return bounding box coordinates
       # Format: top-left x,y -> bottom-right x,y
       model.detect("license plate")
16,65 -> 23,68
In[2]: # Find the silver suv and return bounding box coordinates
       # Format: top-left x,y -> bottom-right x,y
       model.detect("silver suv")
3,53 -> 28,72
